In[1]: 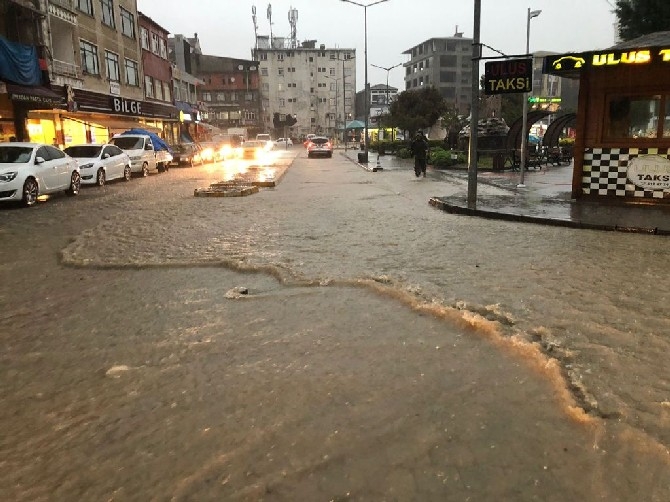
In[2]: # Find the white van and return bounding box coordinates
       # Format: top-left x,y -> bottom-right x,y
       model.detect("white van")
110,134 -> 173,176
256,133 -> 273,149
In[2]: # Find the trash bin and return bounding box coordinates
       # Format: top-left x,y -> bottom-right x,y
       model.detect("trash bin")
357,152 -> 368,163
493,151 -> 505,171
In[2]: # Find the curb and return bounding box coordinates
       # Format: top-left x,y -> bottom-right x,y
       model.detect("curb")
428,198 -> 670,235
341,151 -> 383,172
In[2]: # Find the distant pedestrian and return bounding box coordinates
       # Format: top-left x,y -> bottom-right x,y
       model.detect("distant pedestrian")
410,132 -> 429,178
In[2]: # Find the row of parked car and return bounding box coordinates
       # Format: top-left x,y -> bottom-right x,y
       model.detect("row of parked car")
0,131 -> 176,207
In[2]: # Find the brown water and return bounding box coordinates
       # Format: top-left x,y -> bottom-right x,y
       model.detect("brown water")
1,150 -> 668,500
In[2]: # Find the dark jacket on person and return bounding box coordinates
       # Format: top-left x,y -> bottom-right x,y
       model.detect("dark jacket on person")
411,134 -> 429,160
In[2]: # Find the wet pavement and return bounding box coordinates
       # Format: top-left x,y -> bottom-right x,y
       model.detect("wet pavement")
343,149 -> 670,235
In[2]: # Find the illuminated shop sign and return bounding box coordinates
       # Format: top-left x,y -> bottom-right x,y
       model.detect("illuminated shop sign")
627,155 -> 670,190
111,97 -> 142,115
545,47 -> 670,74
528,97 -> 562,104
484,58 -> 533,95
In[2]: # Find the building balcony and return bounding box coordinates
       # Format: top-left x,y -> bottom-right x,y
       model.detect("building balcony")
48,0 -> 77,25
52,59 -> 81,79
49,0 -> 76,12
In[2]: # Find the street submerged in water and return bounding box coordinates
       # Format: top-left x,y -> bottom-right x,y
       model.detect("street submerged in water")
1,148 -> 668,500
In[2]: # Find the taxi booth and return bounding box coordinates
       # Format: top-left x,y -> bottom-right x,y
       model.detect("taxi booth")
544,32 -> 670,204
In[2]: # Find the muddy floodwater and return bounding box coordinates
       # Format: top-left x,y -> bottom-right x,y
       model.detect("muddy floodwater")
1,150 -> 669,500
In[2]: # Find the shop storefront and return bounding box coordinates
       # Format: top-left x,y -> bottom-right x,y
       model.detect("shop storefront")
0,81 -> 65,143
544,32 -> 670,204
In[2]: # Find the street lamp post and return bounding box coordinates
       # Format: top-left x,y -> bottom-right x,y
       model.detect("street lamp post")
340,0 -> 390,161
518,7 -> 542,188
371,62 -> 401,140
467,0 -> 482,209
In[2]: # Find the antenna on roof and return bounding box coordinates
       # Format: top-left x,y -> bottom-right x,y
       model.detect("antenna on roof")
288,7 -> 298,49
252,5 -> 258,49
267,3 -> 273,46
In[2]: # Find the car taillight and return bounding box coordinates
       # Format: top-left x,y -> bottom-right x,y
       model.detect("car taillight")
325,142 -> 331,149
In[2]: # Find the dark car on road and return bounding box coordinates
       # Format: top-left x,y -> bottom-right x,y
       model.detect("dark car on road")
170,143 -> 203,167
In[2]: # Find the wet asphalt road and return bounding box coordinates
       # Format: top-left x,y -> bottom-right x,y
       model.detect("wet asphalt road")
1,151 -> 669,501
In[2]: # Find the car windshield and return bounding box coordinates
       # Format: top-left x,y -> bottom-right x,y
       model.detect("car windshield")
172,145 -> 186,153
111,137 -> 144,149
312,138 -> 329,145
0,146 -> 33,163
64,145 -> 102,158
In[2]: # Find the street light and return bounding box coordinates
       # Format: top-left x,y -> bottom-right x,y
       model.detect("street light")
518,7 -> 542,188
371,62 -> 401,140
340,0 -> 390,161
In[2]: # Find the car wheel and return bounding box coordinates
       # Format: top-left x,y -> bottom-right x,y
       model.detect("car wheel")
96,168 -> 106,186
22,177 -> 39,207
123,165 -> 132,181
142,163 -> 149,177
65,171 -> 81,197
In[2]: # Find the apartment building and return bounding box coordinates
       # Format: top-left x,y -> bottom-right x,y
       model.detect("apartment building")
403,34 -> 473,115
194,55 -> 262,134
252,38 -> 356,138
168,33 -> 204,140
1,0 -> 180,146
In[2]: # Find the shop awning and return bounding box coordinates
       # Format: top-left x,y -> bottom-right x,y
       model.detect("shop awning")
5,82 -> 65,107
62,114 -> 161,133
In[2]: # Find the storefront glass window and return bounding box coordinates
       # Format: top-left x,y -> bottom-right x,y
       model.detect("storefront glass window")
607,95 -> 661,139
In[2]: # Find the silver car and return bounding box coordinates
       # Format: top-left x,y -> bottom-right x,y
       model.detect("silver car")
0,142 -> 80,207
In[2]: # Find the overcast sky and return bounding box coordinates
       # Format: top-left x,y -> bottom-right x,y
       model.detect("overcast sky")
137,0 -> 617,91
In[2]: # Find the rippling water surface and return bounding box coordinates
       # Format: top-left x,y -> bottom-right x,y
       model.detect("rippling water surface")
1,151 -> 668,500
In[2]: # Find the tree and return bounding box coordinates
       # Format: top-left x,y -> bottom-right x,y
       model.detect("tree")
272,112 -> 297,131
388,87 -> 448,136
615,0 -> 670,41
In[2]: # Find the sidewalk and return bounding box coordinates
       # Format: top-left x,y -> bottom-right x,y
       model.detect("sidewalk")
342,149 -> 670,235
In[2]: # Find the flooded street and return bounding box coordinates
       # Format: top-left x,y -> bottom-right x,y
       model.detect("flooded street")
1,150 -> 669,500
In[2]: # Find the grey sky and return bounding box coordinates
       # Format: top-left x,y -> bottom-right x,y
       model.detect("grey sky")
137,0 -> 617,91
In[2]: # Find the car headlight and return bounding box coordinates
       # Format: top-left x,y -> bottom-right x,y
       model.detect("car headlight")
129,155 -> 141,161
80,163 -> 94,169
0,171 -> 18,182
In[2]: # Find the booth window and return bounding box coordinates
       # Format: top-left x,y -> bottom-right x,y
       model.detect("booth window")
606,95 -> 663,139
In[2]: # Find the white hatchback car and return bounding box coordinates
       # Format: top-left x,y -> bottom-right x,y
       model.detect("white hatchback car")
64,144 -> 131,186
0,142 -> 80,207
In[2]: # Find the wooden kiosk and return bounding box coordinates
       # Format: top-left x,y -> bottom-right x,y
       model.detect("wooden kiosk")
543,32 -> 670,204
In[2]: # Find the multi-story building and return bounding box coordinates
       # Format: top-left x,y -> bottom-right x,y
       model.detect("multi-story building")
402,34 -> 473,115
1,0 -> 180,146
168,33 -> 203,140
138,12 -> 177,143
194,55 -> 261,135
354,83 -> 398,128
252,38 -> 356,139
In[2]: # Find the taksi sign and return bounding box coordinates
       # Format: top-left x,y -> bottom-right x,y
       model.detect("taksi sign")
111,97 -> 142,115
627,155 -> 670,190
484,58 -> 532,95
545,47 -> 670,74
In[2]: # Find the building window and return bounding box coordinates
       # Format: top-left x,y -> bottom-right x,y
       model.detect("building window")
125,58 -> 139,86
144,76 -> 154,98
278,68 -> 284,76
100,0 -> 115,28
140,27 -> 149,50
202,92 -> 212,102
279,98 -> 285,107
229,92 -> 236,101
151,33 -> 159,55
120,8 -> 134,38
159,38 -> 167,59
318,67 -> 326,73
79,39 -> 99,75
259,53 -> 267,60
606,95 -> 664,139
154,80 -> 163,101
77,0 -> 93,16
261,68 -> 268,76
105,50 -> 120,82
162,81 -> 171,102
277,54 -> 284,61
329,68 -> 335,75
245,93 -> 252,101
244,110 -> 256,120
216,93 -> 225,102
330,54 -> 336,60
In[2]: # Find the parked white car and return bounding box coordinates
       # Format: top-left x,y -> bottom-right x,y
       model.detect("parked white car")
0,142 -> 80,207
64,144 -> 131,186
275,137 -> 293,147
109,133 -> 172,176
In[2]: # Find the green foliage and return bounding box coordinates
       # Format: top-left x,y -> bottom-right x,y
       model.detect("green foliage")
389,87 -> 448,134
500,93 -> 525,126
615,0 -> 670,41
559,137 -> 575,146
427,147 -> 467,168
441,106 -> 468,134
395,147 -> 413,159
272,112 -> 297,129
